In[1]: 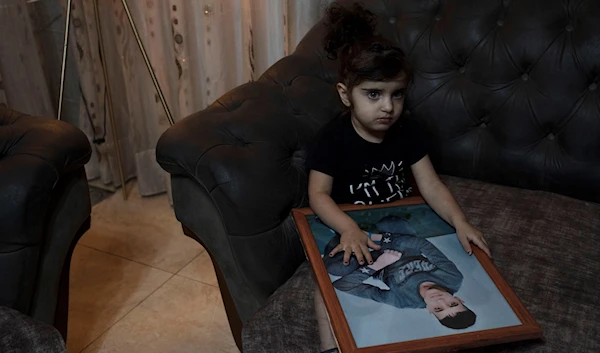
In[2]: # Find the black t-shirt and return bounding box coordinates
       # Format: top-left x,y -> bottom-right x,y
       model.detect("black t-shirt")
307,113 -> 430,205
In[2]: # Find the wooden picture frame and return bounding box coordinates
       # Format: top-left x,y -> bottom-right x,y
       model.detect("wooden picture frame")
292,197 -> 542,353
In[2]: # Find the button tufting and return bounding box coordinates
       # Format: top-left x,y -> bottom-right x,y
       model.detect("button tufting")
521,73 -> 529,81
459,66 -> 466,74
290,149 -> 306,167
547,133 -> 555,140
496,19 -> 504,26
435,14 -> 442,21
565,24 -> 574,32
389,17 -> 397,24
479,122 -> 487,129
404,109 -> 411,115
229,133 -> 249,147
589,83 -> 597,91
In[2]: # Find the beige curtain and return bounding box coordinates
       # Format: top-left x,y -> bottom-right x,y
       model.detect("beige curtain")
0,0 -> 331,197
72,0 -> 332,196
0,0 -> 56,117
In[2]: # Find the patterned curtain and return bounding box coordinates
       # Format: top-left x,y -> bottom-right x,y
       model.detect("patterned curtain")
0,0 -> 331,197
72,0 -> 333,196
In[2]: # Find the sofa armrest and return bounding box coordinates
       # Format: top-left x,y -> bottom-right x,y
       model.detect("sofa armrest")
0,107 -> 92,176
156,58 -> 344,326
0,107 -> 91,312
157,80 -> 332,236
0,107 -> 91,241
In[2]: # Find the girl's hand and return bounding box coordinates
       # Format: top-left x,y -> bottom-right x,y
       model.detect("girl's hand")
456,221 -> 492,258
329,229 -> 382,266
369,250 -> 402,271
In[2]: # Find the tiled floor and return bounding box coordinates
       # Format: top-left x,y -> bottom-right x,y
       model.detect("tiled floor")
67,183 -> 239,353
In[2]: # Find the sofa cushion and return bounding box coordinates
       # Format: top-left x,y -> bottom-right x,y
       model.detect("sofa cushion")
242,176 -> 600,352
0,306 -> 66,353
242,262 -> 320,353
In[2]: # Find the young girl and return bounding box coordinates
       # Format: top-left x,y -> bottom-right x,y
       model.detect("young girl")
308,4 -> 490,352
307,3 -> 491,269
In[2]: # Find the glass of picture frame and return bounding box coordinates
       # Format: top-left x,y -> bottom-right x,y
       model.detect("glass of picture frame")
292,197 -> 542,353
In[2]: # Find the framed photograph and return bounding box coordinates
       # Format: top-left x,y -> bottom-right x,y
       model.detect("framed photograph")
292,197 -> 542,353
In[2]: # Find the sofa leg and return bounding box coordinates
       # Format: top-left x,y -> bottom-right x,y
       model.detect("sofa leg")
182,225 -> 244,352
213,252 -> 244,351
54,215 -> 91,342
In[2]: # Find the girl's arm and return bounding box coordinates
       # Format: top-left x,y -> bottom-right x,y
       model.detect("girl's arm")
410,156 -> 492,257
308,170 -> 381,265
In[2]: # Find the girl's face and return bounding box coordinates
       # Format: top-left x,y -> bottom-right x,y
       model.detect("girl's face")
336,74 -> 408,142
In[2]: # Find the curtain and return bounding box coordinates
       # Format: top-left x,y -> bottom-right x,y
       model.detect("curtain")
73,0 -> 333,197
0,0 -> 331,197
0,0 -> 56,118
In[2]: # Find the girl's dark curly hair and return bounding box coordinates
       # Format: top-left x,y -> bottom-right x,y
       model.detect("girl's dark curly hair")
323,3 -> 411,91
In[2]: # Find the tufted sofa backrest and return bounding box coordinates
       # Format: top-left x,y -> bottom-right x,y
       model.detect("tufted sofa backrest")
279,0 -> 600,203
159,0 -> 600,240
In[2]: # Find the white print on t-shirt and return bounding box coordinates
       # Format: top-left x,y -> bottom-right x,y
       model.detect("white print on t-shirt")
368,160 -> 399,176
350,161 -> 412,205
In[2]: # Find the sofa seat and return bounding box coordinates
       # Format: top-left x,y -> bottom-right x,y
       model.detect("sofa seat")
242,175 -> 600,353
0,306 -> 66,353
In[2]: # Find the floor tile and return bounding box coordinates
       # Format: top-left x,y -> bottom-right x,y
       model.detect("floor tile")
177,251 -> 218,287
78,187 -> 204,273
89,185 -> 115,206
205,296 -> 240,353
67,246 -> 172,353
81,276 -> 239,353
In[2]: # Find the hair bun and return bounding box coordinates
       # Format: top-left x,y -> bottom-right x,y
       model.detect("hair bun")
323,3 -> 378,60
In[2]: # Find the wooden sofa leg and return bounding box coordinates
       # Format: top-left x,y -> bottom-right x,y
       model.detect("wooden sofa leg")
213,252 -> 244,351
182,225 -> 243,352
54,215 -> 91,341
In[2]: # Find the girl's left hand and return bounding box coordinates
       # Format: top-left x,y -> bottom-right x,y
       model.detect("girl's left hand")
455,221 -> 492,258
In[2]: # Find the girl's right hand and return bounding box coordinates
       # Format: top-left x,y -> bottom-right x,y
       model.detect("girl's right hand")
369,250 -> 402,271
329,229 -> 382,266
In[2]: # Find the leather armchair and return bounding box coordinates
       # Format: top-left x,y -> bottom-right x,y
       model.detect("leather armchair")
0,106 -> 92,340
157,0 -> 600,348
